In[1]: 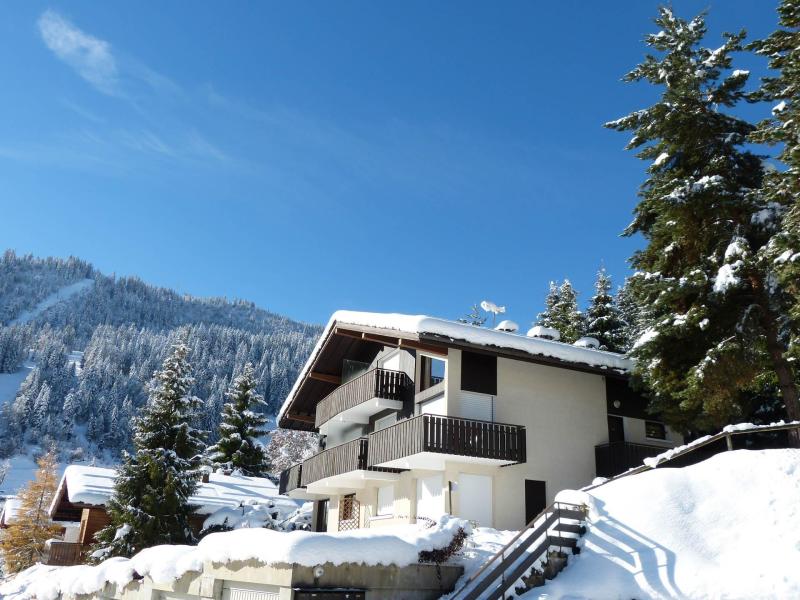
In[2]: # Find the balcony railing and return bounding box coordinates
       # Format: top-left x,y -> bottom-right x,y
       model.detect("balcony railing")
315,368 -> 413,428
44,541 -> 85,566
367,414 -> 526,467
300,437 -> 369,487
594,441 -> 666,478
278,462 -> 303,495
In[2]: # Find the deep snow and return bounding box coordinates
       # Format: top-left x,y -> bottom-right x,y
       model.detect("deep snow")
0,516 -> 469,600
530,449 -> 800,599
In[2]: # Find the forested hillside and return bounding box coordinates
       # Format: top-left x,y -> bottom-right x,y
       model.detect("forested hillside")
0,251 -> 320,461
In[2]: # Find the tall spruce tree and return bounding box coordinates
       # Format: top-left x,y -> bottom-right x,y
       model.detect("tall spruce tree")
749,0 -> 800,436
93,343 -> 206,559
585,268 -> 627,352
536,280 -> 585,343
0,448 -> 61,573
207,363 -> 270,476
607,8 -> 798,436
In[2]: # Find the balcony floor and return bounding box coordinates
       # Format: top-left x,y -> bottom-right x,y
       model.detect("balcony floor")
371,451 -> 517,471
318,397 -> 404,435
305,469 -> 400,495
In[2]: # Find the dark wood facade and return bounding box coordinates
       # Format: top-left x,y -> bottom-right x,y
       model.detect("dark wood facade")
594,441 -> 665,478
315,368 -> 413,428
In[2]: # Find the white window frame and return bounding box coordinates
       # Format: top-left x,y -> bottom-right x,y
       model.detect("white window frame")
376,483 -> 395,517
419,352 -> 447,387
644,420 -> 667,441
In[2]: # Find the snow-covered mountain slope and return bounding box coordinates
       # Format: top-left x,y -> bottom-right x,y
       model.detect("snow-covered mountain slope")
8,279 -> 94,326
531,448 -> 800,600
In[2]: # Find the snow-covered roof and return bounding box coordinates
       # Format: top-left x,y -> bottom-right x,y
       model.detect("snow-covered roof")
278,310 -> 632,422
50,465 -> 280,517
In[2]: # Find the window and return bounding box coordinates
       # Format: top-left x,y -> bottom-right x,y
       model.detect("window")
377,484 -> 394,517
420,355 -> 446,391
461,351 -> 497,395
645,421 -> 667,440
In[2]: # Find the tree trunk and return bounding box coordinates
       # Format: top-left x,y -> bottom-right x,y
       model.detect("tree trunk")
760,302 -> 800,447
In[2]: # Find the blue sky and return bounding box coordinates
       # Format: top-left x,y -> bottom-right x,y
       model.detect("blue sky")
0,1 -> 779,326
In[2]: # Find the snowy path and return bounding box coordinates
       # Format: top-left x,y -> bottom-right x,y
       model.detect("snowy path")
8,278 -> 94,326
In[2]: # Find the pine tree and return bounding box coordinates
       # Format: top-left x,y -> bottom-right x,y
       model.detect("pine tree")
749,0 -> 800,438
207,363 -> 270,476
536,280 -> 584,343
0,449 -> 61,573
607,8 -> 798,435
92,343 -> 206,559
616,278 -> 642,352
585,268 -> 627,352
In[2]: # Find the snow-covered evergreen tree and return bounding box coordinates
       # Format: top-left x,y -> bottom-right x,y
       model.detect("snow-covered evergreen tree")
536,280 -> 584,343
265,429 -> 319,473
0,449 -> 61,573
584,268 -> 627,352
92,343 -> 206,559
207,363 -> 270,476
458,304 -> 487,326
616,278 -> 642,352
607,8 -> 798,435
749,0 -> 800,428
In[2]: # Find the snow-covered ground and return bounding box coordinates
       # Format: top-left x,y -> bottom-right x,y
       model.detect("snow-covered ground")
7,279 -> 94,326
529,448 -> 800,599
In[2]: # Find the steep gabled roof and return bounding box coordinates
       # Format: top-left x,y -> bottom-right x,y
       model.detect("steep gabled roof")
278,310 -> 633,428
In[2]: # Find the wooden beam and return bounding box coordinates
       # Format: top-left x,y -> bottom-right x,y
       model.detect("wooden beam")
308,371 -> 341,385
398,338 -> 448,356
287,413 -> 316,424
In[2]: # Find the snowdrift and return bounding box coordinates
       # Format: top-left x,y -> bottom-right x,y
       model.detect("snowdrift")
532,449 -> 800,599
0,516 -> 469,600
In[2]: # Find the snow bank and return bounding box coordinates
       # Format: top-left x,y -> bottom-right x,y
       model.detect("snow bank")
0,516 -> 470,600
531,448 -> 800,599
280,310 -> 631,421
201,498 -> 310,532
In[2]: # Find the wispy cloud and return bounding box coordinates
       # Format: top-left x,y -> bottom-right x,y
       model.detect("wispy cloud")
38,10 -> 118,95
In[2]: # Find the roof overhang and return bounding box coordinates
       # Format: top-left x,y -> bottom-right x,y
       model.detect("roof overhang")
278,311 -> 633,431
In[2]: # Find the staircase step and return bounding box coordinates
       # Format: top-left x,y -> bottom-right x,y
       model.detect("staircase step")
556,509 -> 586,521
548,535 -> 580,554
553,522 -> 586,535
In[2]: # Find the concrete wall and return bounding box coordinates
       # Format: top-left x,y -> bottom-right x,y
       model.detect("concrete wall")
85,559 -> 462,600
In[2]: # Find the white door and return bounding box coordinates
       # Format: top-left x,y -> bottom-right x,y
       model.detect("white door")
419,393 -> 445,416
416,474 -> 445,520
460,391 -> 493,421
458,473 -> 493,526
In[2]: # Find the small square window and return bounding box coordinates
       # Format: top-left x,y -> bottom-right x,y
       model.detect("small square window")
645,421 -> 666,440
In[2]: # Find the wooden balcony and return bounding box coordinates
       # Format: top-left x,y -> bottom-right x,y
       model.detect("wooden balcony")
315,368 -> 412,430
301,437 -> 369,488
594,441 -> 666,478
368,414 -> 526,469
44,541 -> 85,566
278,462 -> 303,495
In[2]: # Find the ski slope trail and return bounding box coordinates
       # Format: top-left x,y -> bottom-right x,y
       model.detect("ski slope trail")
8,278 -> 94,326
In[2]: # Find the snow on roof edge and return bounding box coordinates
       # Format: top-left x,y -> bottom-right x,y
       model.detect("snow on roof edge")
278,310 -> 633,423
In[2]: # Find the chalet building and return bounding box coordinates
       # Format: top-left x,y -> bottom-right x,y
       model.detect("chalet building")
277,311 -> 682,533
45,465 -> 294,566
